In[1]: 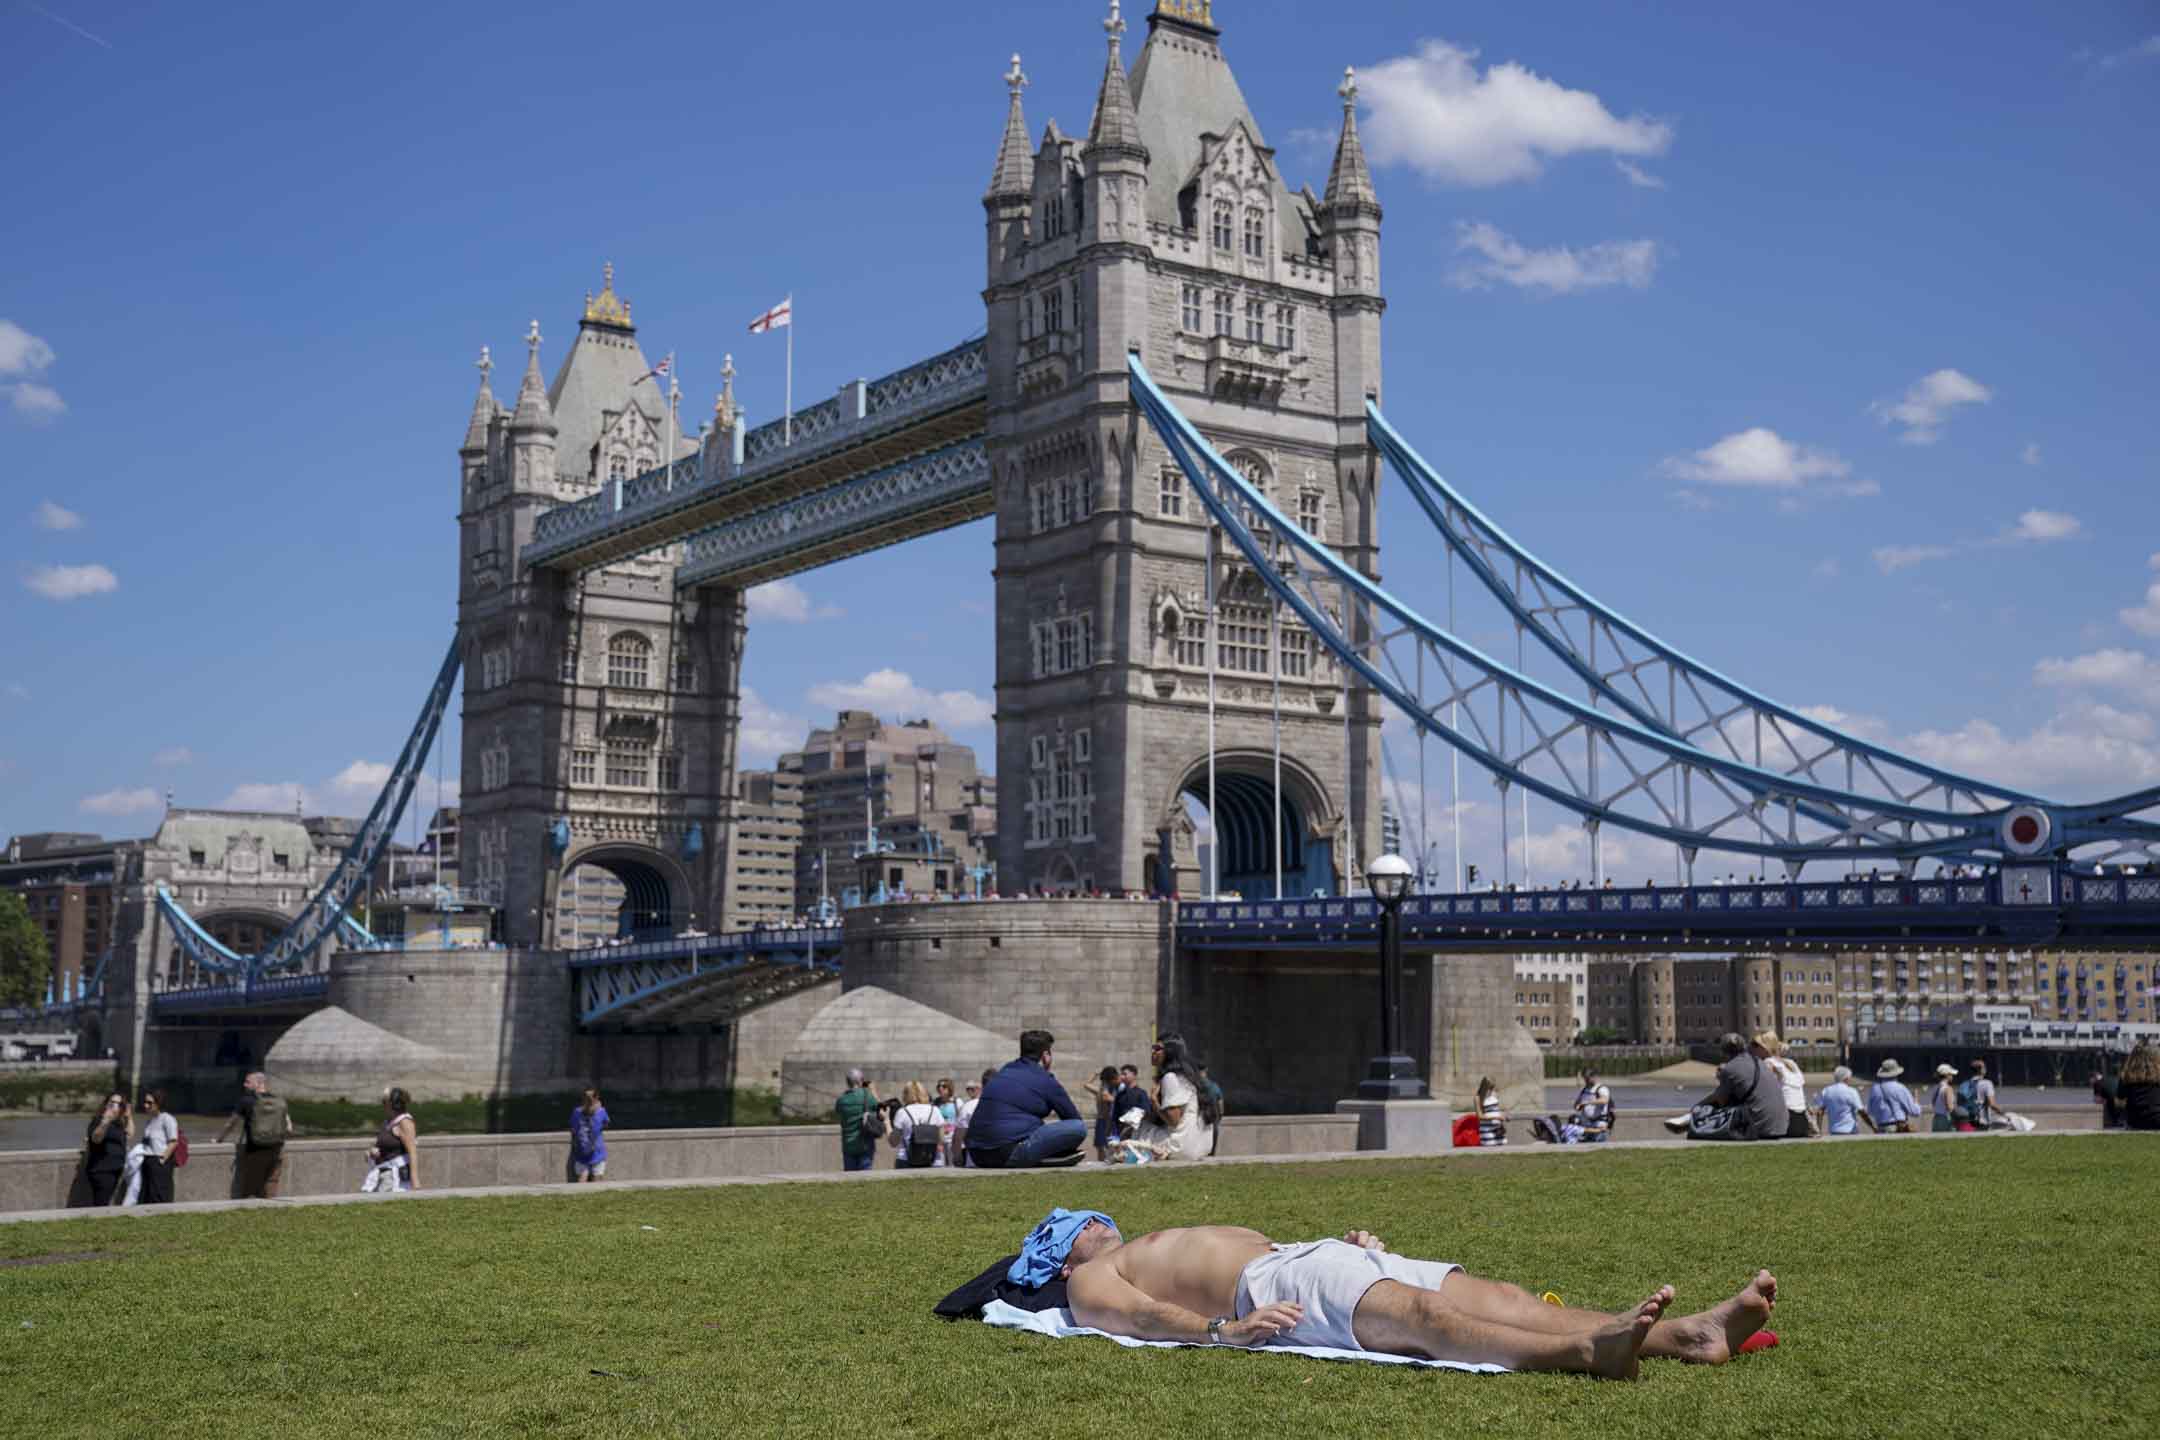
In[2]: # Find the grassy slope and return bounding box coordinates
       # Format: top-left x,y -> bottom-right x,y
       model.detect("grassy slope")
3,1138 -> 2154,1439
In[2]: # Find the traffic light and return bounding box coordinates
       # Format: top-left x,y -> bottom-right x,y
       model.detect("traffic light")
1465,864 -> 1480,888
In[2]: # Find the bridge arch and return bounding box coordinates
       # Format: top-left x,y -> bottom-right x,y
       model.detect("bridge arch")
556,842 -> 693,944
162,907 -> 295,987
1163,751 -> 1338,900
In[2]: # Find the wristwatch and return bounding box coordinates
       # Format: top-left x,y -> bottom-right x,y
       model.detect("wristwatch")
1207,1315 -> 1231,1345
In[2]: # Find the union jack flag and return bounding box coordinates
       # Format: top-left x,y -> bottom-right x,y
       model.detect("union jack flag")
634,353 -> 673,386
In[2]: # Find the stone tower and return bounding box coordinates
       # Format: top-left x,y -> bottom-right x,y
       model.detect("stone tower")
985,0 -> 1385,898
456,271 -> 748,945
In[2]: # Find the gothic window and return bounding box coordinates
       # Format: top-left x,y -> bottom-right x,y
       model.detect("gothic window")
1281,628 -> 1311,679
608,452 -> 627,483
673,653 -> 696,692
1211,200 -> 1233,250
1074,728 -> 1091,763
481,648 -> 511,689
1212,291 -> 1233,336
1030,735 -> 1048,768
1078,470 -> 1095,517
1216,605 -> 1270,673
1181,284 -> 1202,332
1158,467 -> 1184,518
1024,295 -> 1036,339
571,749 -> 597,786
1042,192 -> 1066,241
559,645 -> 579,683
1055,476 -> 1073,528
607,632 -> 651,689
657,753 -> 682,792
605,735 -> 651,788
1275,303 -> 1298,350
1297,489 -> 1323,535
1044,286 -> 1064,334
1174,613 -> 1207,668
1242,207 -> 1265,258
1056,617 -> 1080,672
1031,622 -> 1052,677
1245,298 -> 1266,343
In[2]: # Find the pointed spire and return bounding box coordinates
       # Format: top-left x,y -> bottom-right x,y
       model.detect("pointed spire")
582,260 -> 634,330
713,352 -> 738,432
1087,1 -> 1145,158
461,345 -> 498,453
510,319 -> 556,434
1322,66 -> 1379,216
984,53 -> 1035,201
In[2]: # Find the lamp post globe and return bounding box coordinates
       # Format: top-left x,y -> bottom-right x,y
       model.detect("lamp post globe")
1357,853 -> 1427,1099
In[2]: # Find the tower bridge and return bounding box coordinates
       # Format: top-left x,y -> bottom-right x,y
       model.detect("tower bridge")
45,2 -> 2157,1119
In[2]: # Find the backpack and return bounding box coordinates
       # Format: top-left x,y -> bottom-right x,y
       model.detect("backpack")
172,1130 -> 189,1168
1955,1078 -> 1984,1127
249,1093 -> 291,1148
902,1105 -> 943,1167
860,1101 -> 887,1141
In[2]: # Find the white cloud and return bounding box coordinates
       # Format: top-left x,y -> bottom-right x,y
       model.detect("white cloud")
0,320 -> 54,377
2035,648 -> 2160,706
2007,509 -> 2080,543
806,668 -> 993,730
329,760 -> 393,794
746,579 -> 842,623
23,562 -> 117,600
1662,427 -> 1853,490
2020,442 -> 2043,467
737,687 -> 806,767
1872,544 -> 1953,574
33,500 -> 80,531
152,746 -> 194,768
1812,557 -> 1841,579
1869,368 -> 1991,445
9,383 -> 66,419
1357,39 -> 1673,186
222,781 -> 310,812
1449,222 -> 1658,295
1900,709 -> 2160,795
2079,35 -> 2160,70
1614,159 -> 1667,190
5,683 -> 26,699
2120,559 -> 2160,637
80,786 -> 161,816
219,763 -> 457,818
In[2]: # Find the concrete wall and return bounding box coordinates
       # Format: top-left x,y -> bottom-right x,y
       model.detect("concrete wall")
0,1111 -> 1365,1213
328,947 -> 573,1095
843,899 -> 1167,1086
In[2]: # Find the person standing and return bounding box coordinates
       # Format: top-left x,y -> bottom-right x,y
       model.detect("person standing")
215,1071 -> 290,1199
1476,1076 -> 1508,1146
1960,1060 -> 2001,1130
1093,1066 -> 1122,1162
1111,1065 -> 1147,1139
363,1088 -> 420,1192
1929,1063 -> 1960,1133
1815,1066 -> 1864,1136
1864,1059 -> 1922,1133
1756,1033 -> 1809,1138
891,1081 -> 947,1168
951,1072 -> 989,1167
2120,1041 -> 2160,1131
76,1092 -> 130,1207
835,1068 -> 881,1172
964,1030 -> 1085,1168
570,1088 -> 610,1182
122,1090 -> 179,1206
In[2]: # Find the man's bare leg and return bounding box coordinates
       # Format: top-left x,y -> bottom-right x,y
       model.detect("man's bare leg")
1441,1270 -> 1777,1364
1350,1279 -> 1672,1380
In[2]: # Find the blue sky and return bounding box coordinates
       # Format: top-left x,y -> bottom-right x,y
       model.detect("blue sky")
3,1 -> 2156,883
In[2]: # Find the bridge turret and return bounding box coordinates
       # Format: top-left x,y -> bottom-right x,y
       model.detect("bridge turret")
1082,1 -> 1149,247
1320,66 -> 1384,413
459,345 -> 500,504
701,352 -> 743,480
983,53 -> 1034,282
507,318 -> 559,491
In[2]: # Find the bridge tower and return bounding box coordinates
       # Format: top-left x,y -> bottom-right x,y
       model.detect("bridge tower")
456,273 -> 747,946
985,0 -> 1384,897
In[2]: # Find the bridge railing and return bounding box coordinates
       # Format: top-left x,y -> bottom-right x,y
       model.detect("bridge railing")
528,339 -> 987,559
563,926 -> 841,969
148,973 -> 331,1015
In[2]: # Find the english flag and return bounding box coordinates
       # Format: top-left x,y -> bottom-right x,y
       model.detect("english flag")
748,297 -> 792,334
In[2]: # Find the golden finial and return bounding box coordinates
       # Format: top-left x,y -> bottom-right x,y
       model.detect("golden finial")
582,260 -> 634,329
1154,0 -> 1213,24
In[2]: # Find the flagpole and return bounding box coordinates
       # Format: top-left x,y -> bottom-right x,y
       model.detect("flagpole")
785,294 -> 794,445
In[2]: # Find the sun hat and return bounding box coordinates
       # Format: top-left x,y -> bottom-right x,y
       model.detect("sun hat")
1752,1031 -> 1784,1054
1935,1063 -> 1957,1078
1876,1059 -> 1905,1079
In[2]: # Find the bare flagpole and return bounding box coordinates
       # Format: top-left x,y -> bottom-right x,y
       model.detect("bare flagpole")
785,295 -> 795,445
1271,596 -> 1283,899
1205,520 -> 1219,899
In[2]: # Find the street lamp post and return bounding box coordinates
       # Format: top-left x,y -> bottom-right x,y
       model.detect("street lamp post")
1357,852 -> 1427,1099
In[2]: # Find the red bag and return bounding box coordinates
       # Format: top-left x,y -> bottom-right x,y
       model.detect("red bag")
1451,1113 -> 1482,1148
172,1130 -> 190,1168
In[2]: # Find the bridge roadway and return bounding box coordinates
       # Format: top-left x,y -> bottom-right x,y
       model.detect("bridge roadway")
1178,864 -> 2160,953
522,340 -> 988,581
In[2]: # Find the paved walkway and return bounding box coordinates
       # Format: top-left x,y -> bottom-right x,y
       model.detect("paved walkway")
2,1125 -> 2130,1227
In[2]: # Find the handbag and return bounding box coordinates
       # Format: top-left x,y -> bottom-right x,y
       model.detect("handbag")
173,1129 -> 190,1167
1686,1055 -> 1765,1141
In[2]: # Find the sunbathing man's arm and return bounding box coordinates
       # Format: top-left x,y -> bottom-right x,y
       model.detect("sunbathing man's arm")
1068,1263 -> 1301,1346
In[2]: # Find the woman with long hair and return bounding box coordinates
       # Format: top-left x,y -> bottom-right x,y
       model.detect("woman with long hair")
362,1087 -> 420,1192
1756,1033 -> 1810,1138
1123,1033 -> 1214,1161
75,1091 -> 130,1208
1476,1076 -> 1508,1146
2122,1041 -> 2160,1132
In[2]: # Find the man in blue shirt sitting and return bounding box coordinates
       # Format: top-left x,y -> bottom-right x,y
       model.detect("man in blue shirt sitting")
1815,1065 -> 1863,1136
965,1029 -> 1086,1168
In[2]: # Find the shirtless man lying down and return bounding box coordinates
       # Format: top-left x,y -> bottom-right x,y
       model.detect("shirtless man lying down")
1059,1219 -> 1775,1380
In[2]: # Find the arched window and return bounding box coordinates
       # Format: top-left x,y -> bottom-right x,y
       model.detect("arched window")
608,452 -> 627,483
607,632 -> 652,689
1211,200 -> 1233,250
1242,207 -> 1265,258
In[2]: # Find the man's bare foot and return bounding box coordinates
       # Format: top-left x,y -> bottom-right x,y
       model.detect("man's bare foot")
1649,1270 -> 1776,1364
1588,1285 -> 1672,1381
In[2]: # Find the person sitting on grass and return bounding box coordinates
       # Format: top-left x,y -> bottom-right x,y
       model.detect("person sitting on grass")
1051,1215 -> 1776,1380
965,1030 -> 1085,1169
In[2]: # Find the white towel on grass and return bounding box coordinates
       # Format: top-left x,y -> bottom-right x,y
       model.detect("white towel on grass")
979,1300 -> 1506,1373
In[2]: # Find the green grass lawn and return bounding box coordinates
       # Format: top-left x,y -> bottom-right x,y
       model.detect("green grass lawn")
4,1137 -> 2154,1438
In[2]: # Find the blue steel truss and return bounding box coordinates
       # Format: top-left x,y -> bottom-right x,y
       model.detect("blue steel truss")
1129,357 -> 2160,873
1177,865 -> 2160,953
571,927 -> 841,1026
154,637 -> 463,981
1364,405 -> 2160,867
525,339 -> 987,569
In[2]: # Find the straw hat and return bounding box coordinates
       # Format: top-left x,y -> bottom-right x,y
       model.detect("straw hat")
1876,1059 -> 1905,1079
1752,1031 -> 1785,1054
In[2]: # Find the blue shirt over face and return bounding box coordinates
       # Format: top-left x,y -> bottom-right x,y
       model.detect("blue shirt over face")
967,1058 -> 1080,1150
1817,1081 -> 1862,1134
